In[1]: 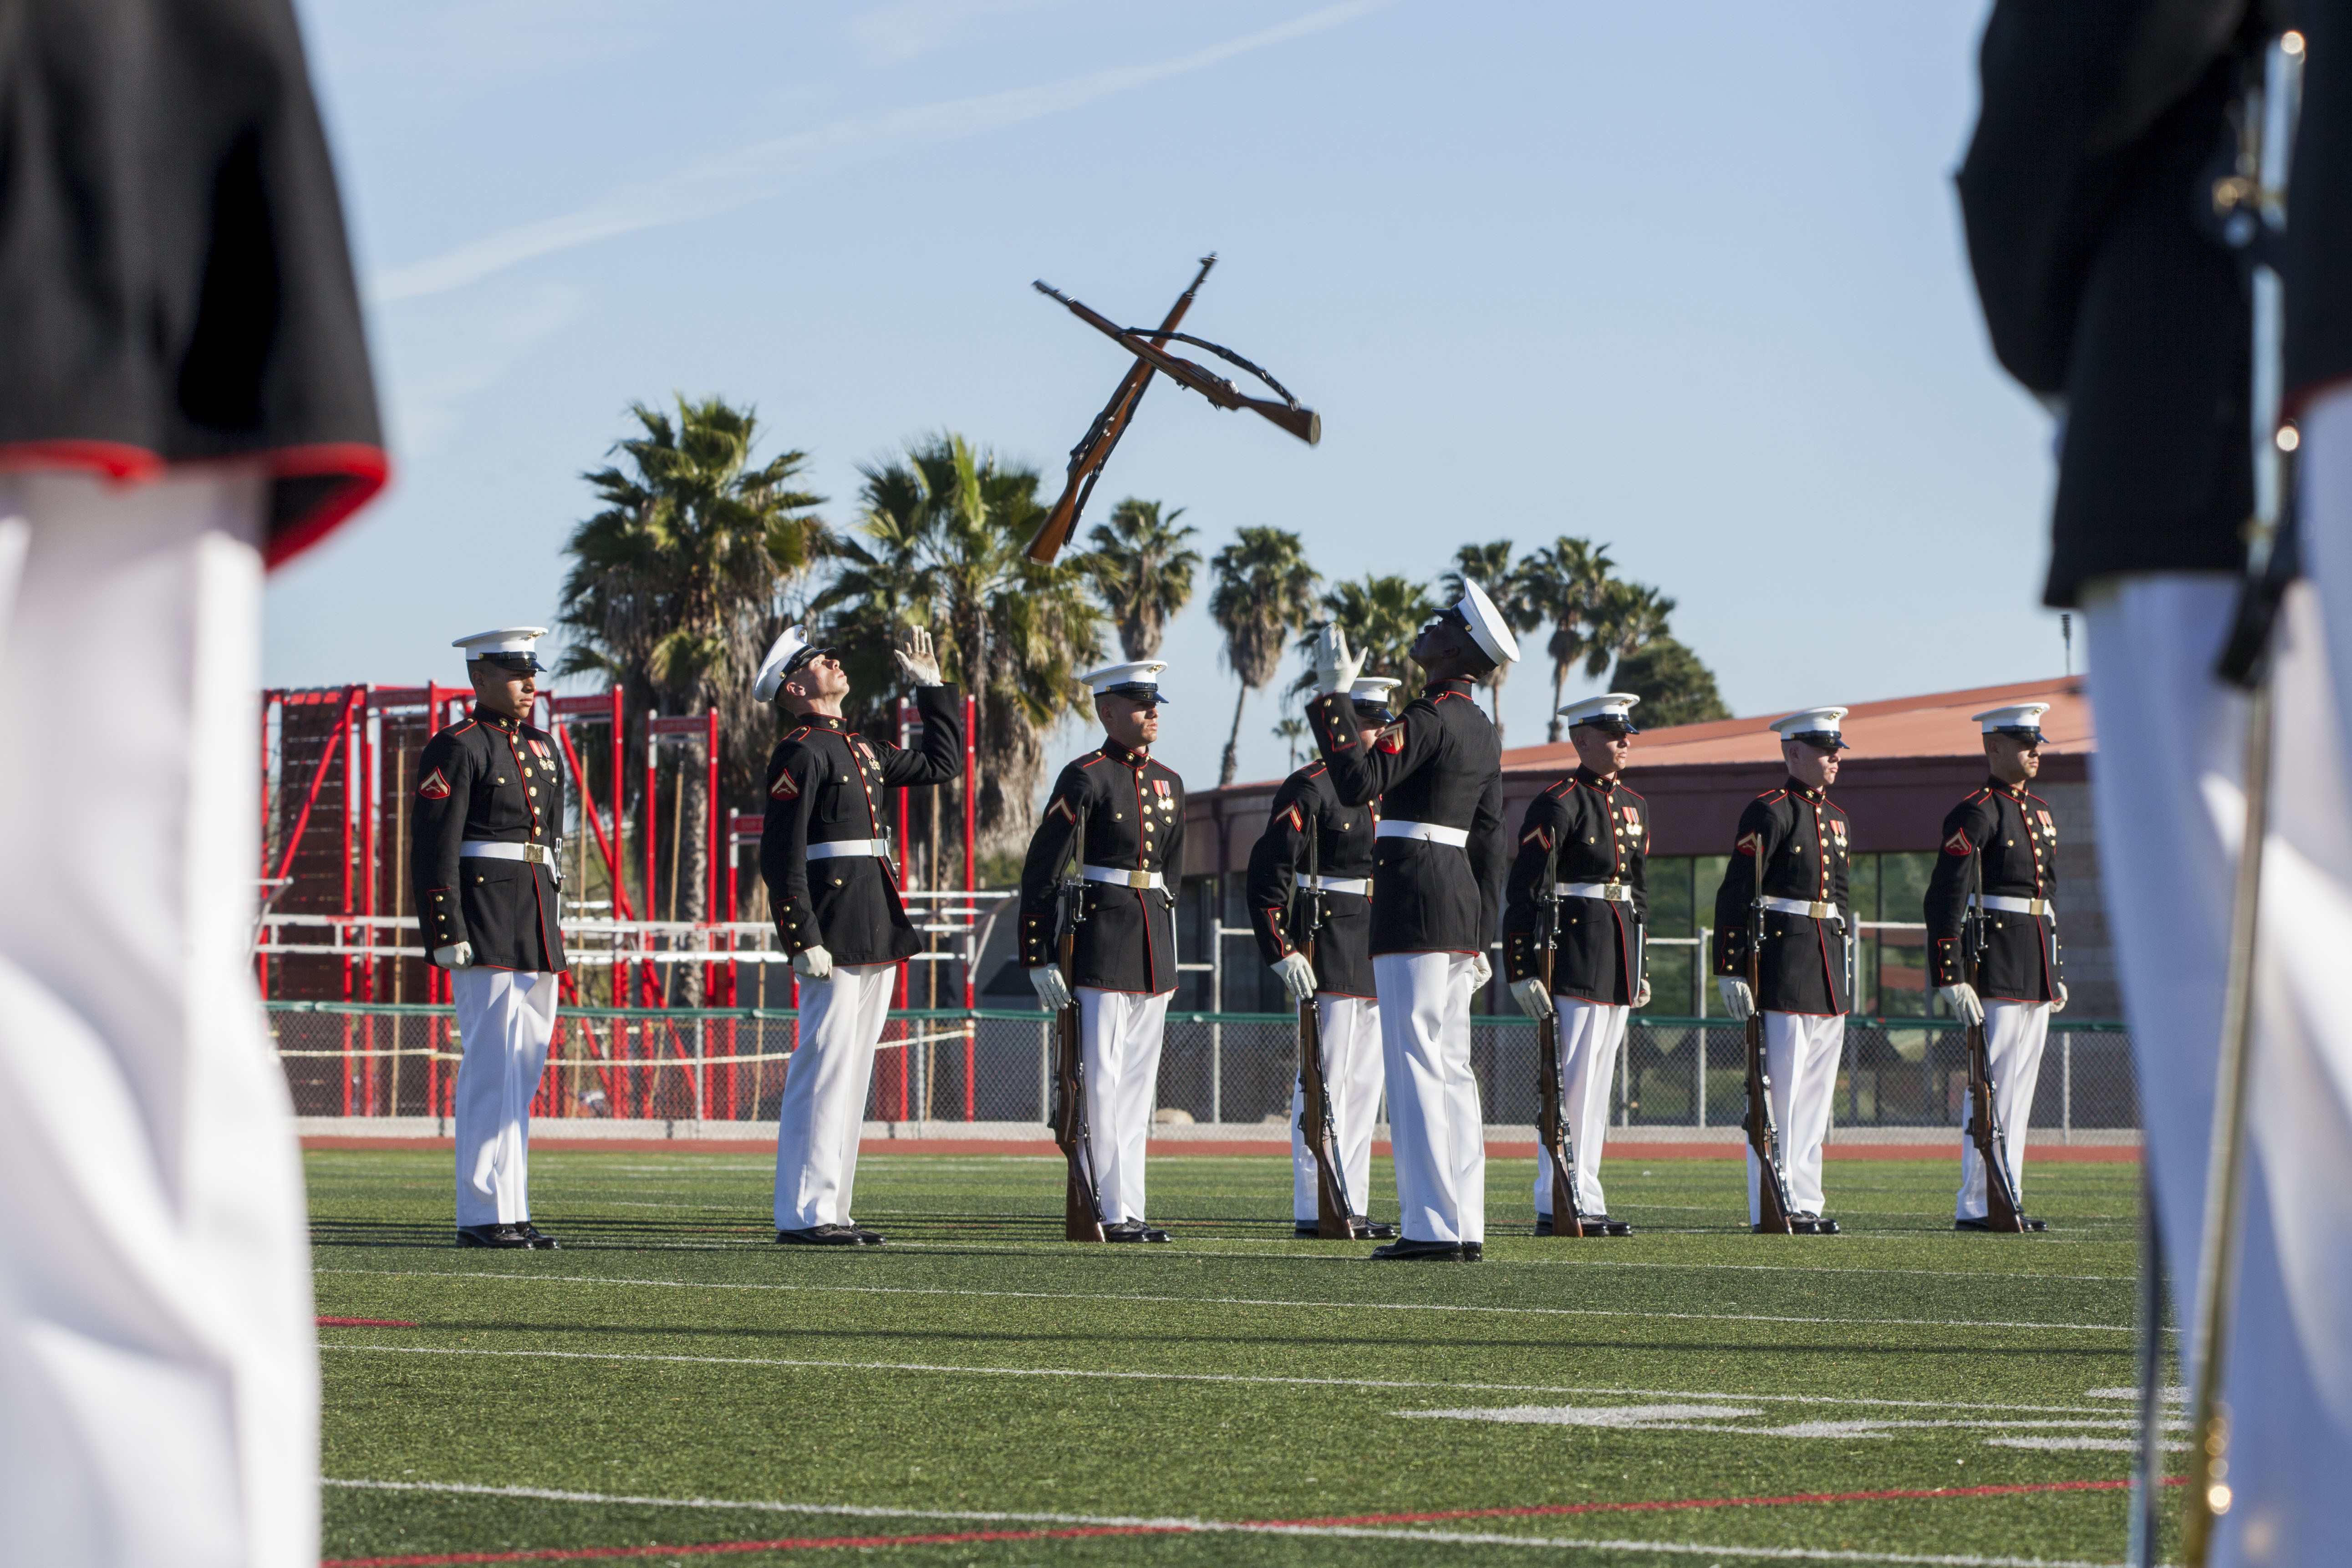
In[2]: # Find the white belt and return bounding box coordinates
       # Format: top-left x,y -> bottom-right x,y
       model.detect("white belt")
806,838 -> 890,860
1761,895 -> 1842,921
1980,894 -> 2055,920
1296,873 -> 1370,896
1083,864 -> 1165,891
1375,819 -> 1470,848
1557,881 -> 1632,902
460,840 -> 554,864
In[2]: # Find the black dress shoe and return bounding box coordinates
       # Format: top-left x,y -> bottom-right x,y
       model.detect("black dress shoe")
1792,1214 -> 1841,1235
515,1222 -> 559,1250
1369,1237 -> 1466,1261
1105,1220 -> 1172,1243
1293,1222 -> 1324,1237
847,1225 -> 887,1245
1956,1216 -> 2051,1233
1353,1217 -> 1399,1239
1461,1241 -> 1483,1261
1536,1214 -> 1614,1237
456,1223 -> 531,1249
775,1225 -> 867,1246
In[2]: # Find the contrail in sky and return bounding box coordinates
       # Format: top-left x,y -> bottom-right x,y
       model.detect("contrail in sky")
369,0 -> 1395,304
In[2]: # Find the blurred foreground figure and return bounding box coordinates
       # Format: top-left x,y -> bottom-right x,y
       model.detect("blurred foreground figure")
1962,2 -> 2352,1561
0,0 -> 383,1563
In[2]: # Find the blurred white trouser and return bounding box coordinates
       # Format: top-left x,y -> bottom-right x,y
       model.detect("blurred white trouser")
2080,378 -> 2352,1567
450,966 -> 560,1228
773,962 -> 896,1230
0,470 -> 317,1568
1534,997 -> 1628,1218
1079,987 -> 1169,1225
1745,1010 -> 1843,1222
1954,999 -> 2048,1222
1290,993 -> 1384,1222
1374,950 -> 1485,1244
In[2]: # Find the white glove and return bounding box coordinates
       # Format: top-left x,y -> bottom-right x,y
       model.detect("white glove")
1510,977 -> 1554,1019
1470,952 -> 1493,989
793,945 -> 834,980
433,942 -> 474,969
2052,980 -> 2068,1015
1939,982 -> 1984,1026
1312,625 -> 1364,697
892,626 -> 942,686
1635,978 -> 1652,1009
1271,952 -> 1317,1004
1028,964 -> 1073,1012
1717,977 -> 1754,1021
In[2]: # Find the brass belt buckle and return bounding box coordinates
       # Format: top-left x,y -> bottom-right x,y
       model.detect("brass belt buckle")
1127,869 -> 1151,890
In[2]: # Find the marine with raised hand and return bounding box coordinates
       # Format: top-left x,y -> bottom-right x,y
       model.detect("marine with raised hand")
757,625 -> 964,1247
1247,676 -> 1401,1241
1923,703 -> 2063,1232
1018,662 -> 1187,1243
1305,584 -> 1515,1261
413,628 -> 570,1250
1502,693 -> 1651,1237
1711,708 -> 1854,1237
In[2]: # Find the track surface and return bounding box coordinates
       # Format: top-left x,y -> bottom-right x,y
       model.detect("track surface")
310,1151 -> 2174,1566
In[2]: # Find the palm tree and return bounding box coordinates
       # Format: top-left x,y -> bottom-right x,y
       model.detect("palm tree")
1441,540 -> 1543,744
1272,715 -> 1308,768
1521,536 -> 1618,742
1209,528 -> 1319,787
1081,499 -> 1200,661
1291,574 -> 1439,704
812,433 -> 1104,857
558,395 -> 825,965
1585,579 -> 1678,685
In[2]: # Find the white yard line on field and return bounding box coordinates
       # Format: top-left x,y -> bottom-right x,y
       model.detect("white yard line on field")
318,1342 -> 2130,1417
321,1478 -> 2123,1566
314,1265 -> 2135,1334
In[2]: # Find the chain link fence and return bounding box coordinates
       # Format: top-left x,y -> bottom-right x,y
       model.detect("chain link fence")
269,1003 -> 2136,1136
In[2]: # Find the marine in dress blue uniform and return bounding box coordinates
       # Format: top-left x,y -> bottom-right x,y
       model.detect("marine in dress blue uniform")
1019,662 -> 1187,1241
1247,676 -> 1400,1238
1304,584 -> 1517,1260
1503,693 -> 1651,1236
1711,708 -> 1854,1234
412,628 -> 570,1249
757,626 -> 963,1246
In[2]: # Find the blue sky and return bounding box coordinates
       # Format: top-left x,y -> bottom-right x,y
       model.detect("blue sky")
275,0 -> 2059,787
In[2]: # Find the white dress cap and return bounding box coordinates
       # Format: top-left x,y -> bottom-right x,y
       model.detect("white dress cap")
1770,706 -> 1851,750
1348,675 -> 1403,708
1455,580 -> 1522,666
1558,691 -> 1642,733
753,625 -> 833,703
1080,660 -> 1171,703
1972,702 -> 2052,738
453,626 -> 549,671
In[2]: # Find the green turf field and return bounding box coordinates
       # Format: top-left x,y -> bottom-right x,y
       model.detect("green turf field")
309,1151 -> 2173,1566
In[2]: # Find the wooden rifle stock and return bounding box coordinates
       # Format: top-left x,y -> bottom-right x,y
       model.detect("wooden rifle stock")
1050,814 -> 1106,1242
1963,854 -> 2026,1231
1294,819 -> 1358,1238
1744,860 -> 1797,1235
1033,282 -> 1321,448
1534,848 -> 1586,1237
1026,256 -> 1215,565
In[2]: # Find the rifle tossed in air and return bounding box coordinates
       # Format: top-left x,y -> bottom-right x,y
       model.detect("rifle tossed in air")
1962,842 -> 2028,1232
1534,837 -> 1588,1237
1049,799 -> 1107,1242
1742,829 -> 1799,1235
1025,257 -> 1319,564
1293,803 -> 1361,1239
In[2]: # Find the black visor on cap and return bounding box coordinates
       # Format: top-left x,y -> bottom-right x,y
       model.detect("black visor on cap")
1351,699 -> 1393,717
1099,682 -> 1167,705
1786,730 -> 1849,752
476,651 -> 543,674
783,643 -> 833,677
1573,716 -> 1639,737
1989,725 -> 2046,745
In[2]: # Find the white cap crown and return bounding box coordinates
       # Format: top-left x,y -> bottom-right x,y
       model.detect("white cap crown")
454,626 -> 548,671
754,626 -> 829,703
1348,675 -> 1402,707
1455,580 -> 1521,666
1558,691 -> 1642,732
1080,660 -> 1170,702
1972,702 -> 2052,736
1770,706 -> 1850,749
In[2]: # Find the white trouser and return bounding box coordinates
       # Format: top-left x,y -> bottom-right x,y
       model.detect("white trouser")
1373,951 -> 1485,1244
1534,997 -> 1628,1217
1079,987 -> 1170,1224
773,962 -> 896,1230
0,472 -> 317,1568
2085,389 -> 2352,1568
1745,1011 -> 1844,1222
1290,993 -> 1385,1222
1955,999 -> 2049,1222
450,967 -> 560,1227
